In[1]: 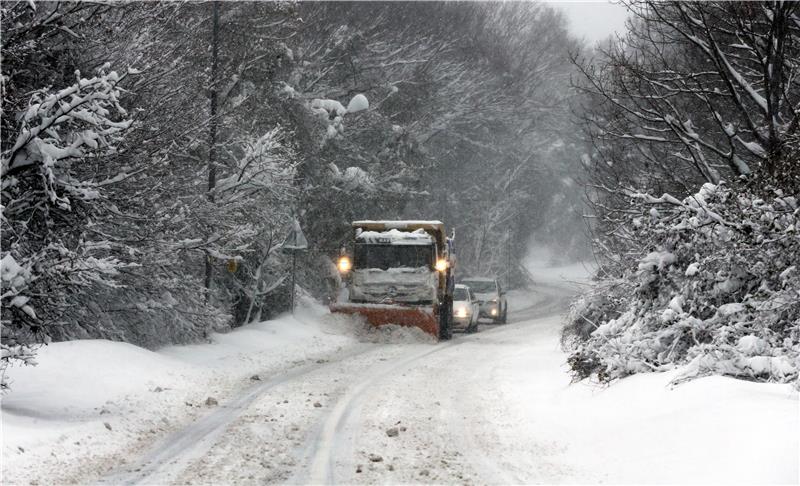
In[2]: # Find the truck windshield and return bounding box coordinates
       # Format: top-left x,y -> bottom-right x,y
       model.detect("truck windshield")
354,244 -> 434,271
453,287 -> 469,301
462,280 -> 496,293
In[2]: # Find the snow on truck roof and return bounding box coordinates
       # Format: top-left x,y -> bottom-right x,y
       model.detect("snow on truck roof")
352,220 -> 443,229
355,228 -> 434,245
352,221 -> 446,248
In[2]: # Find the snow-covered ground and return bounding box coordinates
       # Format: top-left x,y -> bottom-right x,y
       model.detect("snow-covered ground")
2,262 -> 797,485
1,298 -> 361,485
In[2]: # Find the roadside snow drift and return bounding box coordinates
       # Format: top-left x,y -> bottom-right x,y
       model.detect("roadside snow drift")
1,301 -> 358,485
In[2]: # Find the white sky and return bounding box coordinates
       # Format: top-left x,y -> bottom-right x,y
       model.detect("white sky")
548,1 -> 630,44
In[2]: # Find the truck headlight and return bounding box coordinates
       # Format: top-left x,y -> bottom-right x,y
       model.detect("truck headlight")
490,308 -> 498,316
435,258 -> 448,272
337,256 -> 352,273
455,307 -> 468,318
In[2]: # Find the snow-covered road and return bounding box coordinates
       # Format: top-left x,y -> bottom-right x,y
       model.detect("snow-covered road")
3,265 -> 798,485
299,283 -> 572,486
95,281 -> 570,486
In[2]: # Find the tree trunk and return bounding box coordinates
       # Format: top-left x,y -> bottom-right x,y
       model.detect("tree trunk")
204,1 -> 220,299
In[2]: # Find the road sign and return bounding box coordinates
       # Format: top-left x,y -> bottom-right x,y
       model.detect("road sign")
283,219 -> 308,251
283,219 -> 308,313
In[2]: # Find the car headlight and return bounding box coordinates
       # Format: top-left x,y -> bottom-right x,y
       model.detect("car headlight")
490,308 -> 498,316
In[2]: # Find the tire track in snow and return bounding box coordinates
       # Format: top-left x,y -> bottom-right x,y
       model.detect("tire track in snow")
303,342 -> 460,484
301,281 -> 577,485
101,280 -> 575,485
301,308 -> 558,485
97,345 -> 376,486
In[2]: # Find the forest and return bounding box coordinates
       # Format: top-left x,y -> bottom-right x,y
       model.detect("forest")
1,1 -> 585,387
2,1 -> 798,389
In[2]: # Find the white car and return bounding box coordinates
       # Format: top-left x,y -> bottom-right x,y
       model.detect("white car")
452,284 -> 479,333
461,277 -> 508,324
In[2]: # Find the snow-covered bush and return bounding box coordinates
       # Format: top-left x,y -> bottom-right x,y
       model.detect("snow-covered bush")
565,182 -> 800,385
563,276 -> 631,350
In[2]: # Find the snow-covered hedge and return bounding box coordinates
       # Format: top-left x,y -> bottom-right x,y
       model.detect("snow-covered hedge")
565,182 -> 800,386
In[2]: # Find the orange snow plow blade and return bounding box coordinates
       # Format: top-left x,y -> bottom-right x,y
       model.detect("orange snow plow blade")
330,303 -> 439,338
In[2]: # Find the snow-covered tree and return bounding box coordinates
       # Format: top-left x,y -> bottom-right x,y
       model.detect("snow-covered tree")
575,1 -> 800,189
1,66 -> 133,388
566,1 -> 800,386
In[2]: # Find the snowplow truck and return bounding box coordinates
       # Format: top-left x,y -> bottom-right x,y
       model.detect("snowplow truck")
331,220 -> 455,340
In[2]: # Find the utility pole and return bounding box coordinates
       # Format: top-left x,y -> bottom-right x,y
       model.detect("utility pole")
204,0 -> 220,299
208,0 -> 219,199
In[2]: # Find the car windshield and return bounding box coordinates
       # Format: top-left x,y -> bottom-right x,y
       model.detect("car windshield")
462,280 -> 496,293
453,287 -> 469,301
354,244 -> 434,271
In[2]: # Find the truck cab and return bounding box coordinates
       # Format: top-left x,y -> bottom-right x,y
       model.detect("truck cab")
349,228 -> 439,305
332,220 -> 455,340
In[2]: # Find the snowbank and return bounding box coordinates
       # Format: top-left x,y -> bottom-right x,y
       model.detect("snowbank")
2,340 -> 189,419
501,347 -> 799,483
1,301 -> 358,485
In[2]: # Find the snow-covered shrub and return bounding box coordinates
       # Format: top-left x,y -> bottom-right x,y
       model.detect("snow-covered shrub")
562,277 -> 631,350
565,182 -> 800,385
